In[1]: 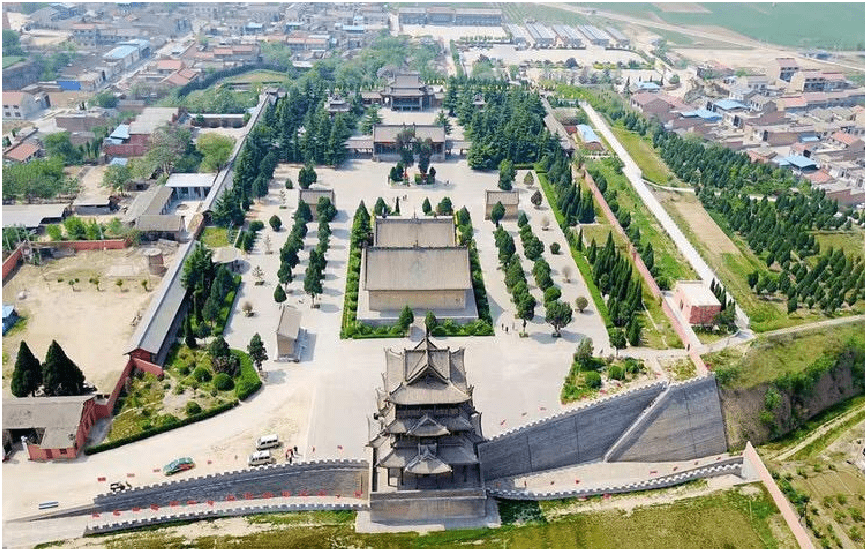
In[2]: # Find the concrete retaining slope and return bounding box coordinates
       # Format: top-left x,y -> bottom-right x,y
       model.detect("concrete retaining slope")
478,383 -> 666,481
94,459 -> 368,512
606,375 -> 727,462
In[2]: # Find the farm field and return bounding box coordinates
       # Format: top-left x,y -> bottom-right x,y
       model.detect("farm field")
582,2 -> 865,50
702,321 -> 865,390
65,484 -> 794,549
654,189 -> 865,332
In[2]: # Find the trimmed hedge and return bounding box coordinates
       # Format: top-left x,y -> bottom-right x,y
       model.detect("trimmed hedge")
213,275 -> 242,336
85,399 -> 239,455
233,350 -> 261,400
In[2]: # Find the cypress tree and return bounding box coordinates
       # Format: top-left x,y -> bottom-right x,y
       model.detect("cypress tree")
42,340 -> 85,396
11,341 -> 41,397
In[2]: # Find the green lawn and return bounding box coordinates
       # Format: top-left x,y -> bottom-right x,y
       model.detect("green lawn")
200,226 -> 229,248
2,56 -> 25,69
702,321 -> 865,390
90,484 -> 793,549
222,69 -> 292,85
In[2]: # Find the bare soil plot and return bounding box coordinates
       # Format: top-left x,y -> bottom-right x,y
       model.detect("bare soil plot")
663,191 -> 739,256
2,248 -> 172,394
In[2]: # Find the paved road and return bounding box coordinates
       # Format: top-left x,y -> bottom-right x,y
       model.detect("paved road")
581,102 -> 751,332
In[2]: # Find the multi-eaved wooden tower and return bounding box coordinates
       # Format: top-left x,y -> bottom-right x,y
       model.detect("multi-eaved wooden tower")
366,336 -> 488,521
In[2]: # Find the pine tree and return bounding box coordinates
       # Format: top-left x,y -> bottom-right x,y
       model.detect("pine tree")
42,340 -> 85,396
274,284 -> 286,303
184,316 -> 197,349
11,341 -> 41,397
247,333 -> 268,368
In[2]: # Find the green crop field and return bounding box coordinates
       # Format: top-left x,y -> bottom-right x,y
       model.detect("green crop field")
2,56 -> 25,69
580,2 -> 865,50
703,321 -> 865,389
82,484 -> 793,549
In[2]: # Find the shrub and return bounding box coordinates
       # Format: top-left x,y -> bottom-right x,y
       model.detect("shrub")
195,323 -> 211,338
249,220 -> 265,232
185,401 -> 202,415
214,372 -> 233,391
544,286 -> 562,303
178,364 -> 190,376
608,365 -> 625,380
584,371 -> 602,389
550,242 -> 561,254
193,366 -> 212,383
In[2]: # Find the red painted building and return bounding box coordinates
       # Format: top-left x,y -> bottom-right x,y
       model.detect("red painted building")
2,395 -> 105,460
674,280 -> 722,326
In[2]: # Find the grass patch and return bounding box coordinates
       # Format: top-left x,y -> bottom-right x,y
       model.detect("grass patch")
811,229 -> 865,259
105,373 -> 167,442
608,123 -> 683,186
2,56 -> 26,69
704,321 -> 865,389
96,484 -> 792,548
668,357 -> 697,381
222,69 -> 293,85
762,395 -> 865,457
200,226 -> 229,248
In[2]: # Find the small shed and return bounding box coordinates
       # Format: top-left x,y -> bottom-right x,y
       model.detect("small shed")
212,246 -> 241,271
276,305 -> 302,360
73,192 -> 115,215
674,280 -> 722,326
2,304 -> 18,335
485,190 -> 519,219
298,188 -> 336,218
134,215 -> 184,241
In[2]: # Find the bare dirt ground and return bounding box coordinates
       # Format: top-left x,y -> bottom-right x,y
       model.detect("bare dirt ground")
1,247 -> 172,395
656,190 -> 739,255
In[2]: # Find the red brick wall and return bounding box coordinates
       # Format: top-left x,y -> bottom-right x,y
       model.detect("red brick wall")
42,239 -> 128,251
2,245 -> 24,281
26,397 -> 98,460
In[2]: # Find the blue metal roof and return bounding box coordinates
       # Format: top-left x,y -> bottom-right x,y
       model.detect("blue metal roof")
577,124 -> 601,143
2,305 -> 15,319
800,135 -> 819,143
713,98 -> 747,111
680,109 -> 722,121
637,81 -> 660,91
777,155 -> 818,169
110,157 -> 129,166
110,124 -> 130,140
104,44 -> 139,60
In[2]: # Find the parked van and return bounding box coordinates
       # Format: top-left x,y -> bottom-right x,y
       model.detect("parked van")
248,450 -> 274,466
255,434 -> 280,450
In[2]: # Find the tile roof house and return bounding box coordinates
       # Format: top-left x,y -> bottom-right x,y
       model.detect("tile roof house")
2,395 -> 104,460
3,142 -> 42,163
2,91 -> 44,120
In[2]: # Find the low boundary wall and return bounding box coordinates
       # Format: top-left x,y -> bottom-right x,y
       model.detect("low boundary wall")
34,239 -> 129,251
487,458 -> 743,501
85,501 -> 368,536
94,459 -> 369,512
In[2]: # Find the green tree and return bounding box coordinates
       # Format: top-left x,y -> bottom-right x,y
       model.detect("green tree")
524,171 -> 535,187
184,316 -> 197,349
425,311 -> 438,331
41,340 -> 85,396
531,190 -> 542,208
247,332 -> 268,368
196,133 -> 236,172
274,284 -> 287,303
303,266 -> 323,304
610,328 -> 627,356
498,159 -> 515,190
397,305 -> 414,330
201,294 -> 220,325
627,319 -> 641,346
269,214 -> 282,231
517,292 -> 536,332
422,197 -> 433,215
2,29 -> 23,56
11,341 -> 42,397
491,202 -> 506,226
208,336 -> 230,361
298,162 -> 317,189
91,91 -> 119,109
102,164 -> 132,194
545,300 -> 573,337
44,132 -> 83,164
787,295 -> 798,314
436,196 -> 453,216
575,338 -> 594,367
434,111 -> 451,135
575,296 -> 589,313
